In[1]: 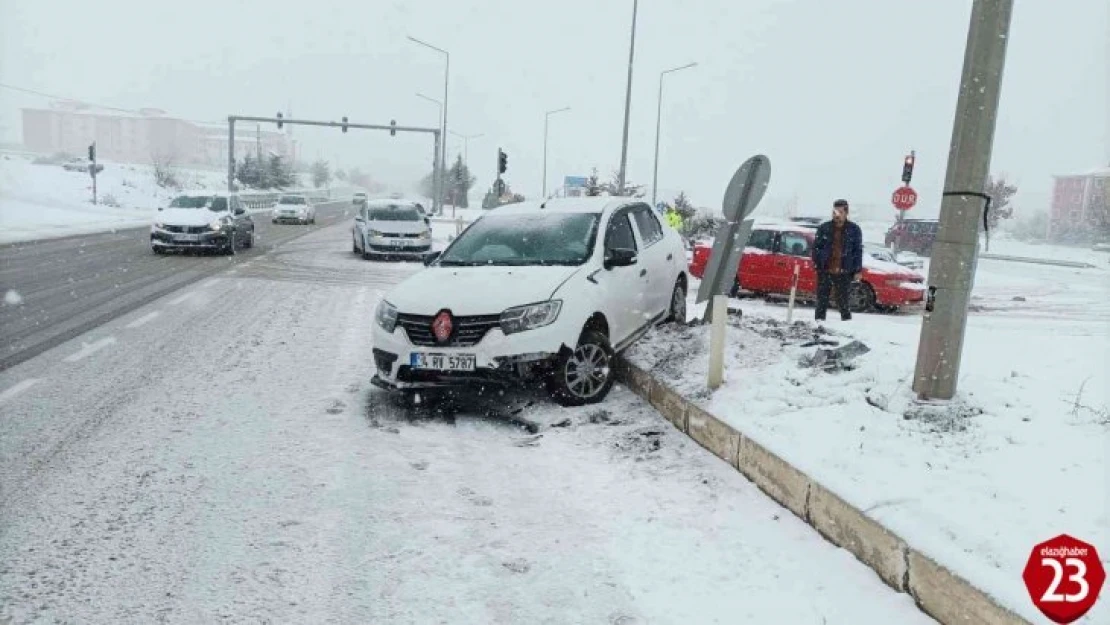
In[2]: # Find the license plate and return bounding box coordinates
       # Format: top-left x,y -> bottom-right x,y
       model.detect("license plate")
175,234 -> 200,242
410,353 -> 476,371
390,239 -> 405,248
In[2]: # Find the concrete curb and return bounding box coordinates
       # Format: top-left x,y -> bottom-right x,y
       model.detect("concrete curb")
614,357 -> 1031,625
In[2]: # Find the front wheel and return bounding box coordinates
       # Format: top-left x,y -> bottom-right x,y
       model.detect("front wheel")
546,330 -> 616,407
666,279 -> 687,324
243,228 -> 254,249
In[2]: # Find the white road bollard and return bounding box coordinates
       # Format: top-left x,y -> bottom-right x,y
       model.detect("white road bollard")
707,294 -> 727,390
786,264 -> 800,323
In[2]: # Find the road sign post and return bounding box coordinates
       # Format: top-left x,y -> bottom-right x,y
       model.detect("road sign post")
891,151 -> 916,254
695,154 -> 772,322
88,142 -> 97,205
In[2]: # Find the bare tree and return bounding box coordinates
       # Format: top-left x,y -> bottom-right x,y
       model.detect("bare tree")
983,174 -> 1017,251
151,148 -> 181,190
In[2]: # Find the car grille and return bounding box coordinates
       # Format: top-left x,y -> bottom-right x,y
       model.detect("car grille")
396,313 -> 501,347
163,225 -> 209,234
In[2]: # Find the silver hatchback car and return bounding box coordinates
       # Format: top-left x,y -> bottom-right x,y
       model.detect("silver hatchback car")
352,200 -> 433,260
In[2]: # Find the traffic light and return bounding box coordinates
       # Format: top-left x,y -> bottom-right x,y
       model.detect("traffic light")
390,119 -> 396,137
276,112 -> 284,129
498,148 -> 507,174
341,116 -> 348,133
88,143 -> 95,162
901,153 -> 915,184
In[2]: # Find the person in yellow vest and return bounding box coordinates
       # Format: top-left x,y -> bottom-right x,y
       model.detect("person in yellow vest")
664,206 -> 683,231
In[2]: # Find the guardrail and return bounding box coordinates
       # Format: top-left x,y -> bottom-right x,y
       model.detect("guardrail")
979,253 -> 1098,269
236,187 -> 354,210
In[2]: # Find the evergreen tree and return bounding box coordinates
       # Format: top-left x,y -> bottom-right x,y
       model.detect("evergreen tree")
585,168 -> 602,196
445,154 -> 476,208
311,160 -> 331,188
672,191 -> 696,220
268,154 -> 295,188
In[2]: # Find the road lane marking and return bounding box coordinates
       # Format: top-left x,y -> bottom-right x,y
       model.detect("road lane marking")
201,278 -> 221,288
63,337 -> 117,363
126,311 -> 161,328
0,378 -> 40,404
169,291 -> 194,305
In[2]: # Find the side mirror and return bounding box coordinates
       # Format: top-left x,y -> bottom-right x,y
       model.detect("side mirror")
423,251 -> 442,266
157,206 -> 163,211
424,217 -> 431,225
235,208 -> 246,216
603,247 -> 637,269
354,215 -> 364,222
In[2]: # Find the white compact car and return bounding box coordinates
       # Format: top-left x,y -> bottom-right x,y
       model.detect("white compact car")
271,195 -> 316,224
371,198 -> 689,406
151,192 -> 254,254
352,199 -> 433,260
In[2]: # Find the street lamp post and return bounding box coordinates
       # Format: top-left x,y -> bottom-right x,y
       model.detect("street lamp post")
449,130 -> 483,166
416,93 -> 442,210
408,35 -> 449,215
542,107 -> 570,199
616,0 -> 638,194
651,62 -> 697,207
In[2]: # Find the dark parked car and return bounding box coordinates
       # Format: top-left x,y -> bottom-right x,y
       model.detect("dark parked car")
885,219 -> 939,256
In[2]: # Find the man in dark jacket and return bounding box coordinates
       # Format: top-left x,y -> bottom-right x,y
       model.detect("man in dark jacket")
811,199 -> 864,321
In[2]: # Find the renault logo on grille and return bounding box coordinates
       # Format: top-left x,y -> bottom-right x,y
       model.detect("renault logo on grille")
432,310 -> 453,343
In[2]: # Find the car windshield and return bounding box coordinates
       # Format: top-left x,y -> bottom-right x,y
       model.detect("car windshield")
368,206 -> 422,221
279,196 -> 306,204
169,196 -> 215,209
437,212 -> 599,266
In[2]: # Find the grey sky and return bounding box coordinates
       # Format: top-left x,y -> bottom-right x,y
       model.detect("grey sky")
1,0 -> 1106,216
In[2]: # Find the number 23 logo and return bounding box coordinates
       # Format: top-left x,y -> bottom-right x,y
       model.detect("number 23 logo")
1041,557 -> 1089,603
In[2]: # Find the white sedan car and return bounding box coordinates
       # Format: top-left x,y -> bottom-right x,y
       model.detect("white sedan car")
371,198 -> 689,406
271,195 -> 316,224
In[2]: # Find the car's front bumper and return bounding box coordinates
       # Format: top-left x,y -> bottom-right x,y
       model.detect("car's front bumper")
151,229 -> 231,249
364,235 -> 432,255
370,319 -> 568,390
273,211 -> 309,222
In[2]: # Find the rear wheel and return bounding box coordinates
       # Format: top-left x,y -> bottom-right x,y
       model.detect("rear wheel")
848,282 -> 876,312
243,228 -> 254,249
546,330 -> 616,407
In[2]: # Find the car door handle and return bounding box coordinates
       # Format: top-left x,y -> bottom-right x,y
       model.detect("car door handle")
639,268 -> 647,277
666,253 -> 673,260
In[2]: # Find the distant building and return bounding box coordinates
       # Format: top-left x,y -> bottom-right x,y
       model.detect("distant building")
1048,166 -> 1110,242
21,100 -> 290,168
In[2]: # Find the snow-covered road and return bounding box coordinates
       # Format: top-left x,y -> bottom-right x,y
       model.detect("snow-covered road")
0,224 -> 933,624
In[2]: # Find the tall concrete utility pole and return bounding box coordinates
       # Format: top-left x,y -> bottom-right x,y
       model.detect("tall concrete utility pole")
616,0 -> 638,194
912,0 -> 1014,401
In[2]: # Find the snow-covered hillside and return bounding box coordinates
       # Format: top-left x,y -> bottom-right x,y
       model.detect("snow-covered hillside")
0,154 -> 228,244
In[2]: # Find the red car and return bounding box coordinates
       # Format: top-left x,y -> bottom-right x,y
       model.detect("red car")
689,223 -> 926,312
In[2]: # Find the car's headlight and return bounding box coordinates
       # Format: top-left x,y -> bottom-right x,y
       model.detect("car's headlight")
418,230 -> 431,239
208,219 -> 225,230
370,229 -> 385,237
375,300 -> 398,333
500,300 -> 562,335
152,222 -> 164,230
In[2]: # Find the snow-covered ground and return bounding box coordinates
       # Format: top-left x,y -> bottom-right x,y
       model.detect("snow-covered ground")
628,241 -> 1110,623
0,155 -> 229,244
0,223 -> 934,624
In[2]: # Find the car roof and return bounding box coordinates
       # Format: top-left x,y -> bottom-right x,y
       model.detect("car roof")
176,190 -> 234,198
490,197 -> 645,216
366,199 -> 420,209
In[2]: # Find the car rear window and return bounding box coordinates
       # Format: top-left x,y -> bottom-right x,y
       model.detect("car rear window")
369,207 -> 422,221
279,196 -> 306,204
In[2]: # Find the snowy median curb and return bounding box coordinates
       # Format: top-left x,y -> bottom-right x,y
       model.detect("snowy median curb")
613,357 -> 1030,625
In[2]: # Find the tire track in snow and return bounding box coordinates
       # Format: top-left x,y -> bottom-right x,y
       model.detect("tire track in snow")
0,378 -> 40,404
125,311 -> 161,329
62,336 -> 117,363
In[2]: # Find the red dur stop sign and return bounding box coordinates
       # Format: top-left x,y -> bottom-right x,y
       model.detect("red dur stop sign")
892,186 -> 917,210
